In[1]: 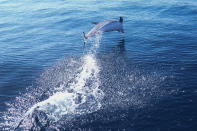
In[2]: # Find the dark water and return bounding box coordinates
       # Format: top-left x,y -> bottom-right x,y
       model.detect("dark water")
0,0 -> 197,130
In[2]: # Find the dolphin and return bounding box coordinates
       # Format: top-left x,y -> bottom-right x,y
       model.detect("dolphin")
83,17 -> 124,44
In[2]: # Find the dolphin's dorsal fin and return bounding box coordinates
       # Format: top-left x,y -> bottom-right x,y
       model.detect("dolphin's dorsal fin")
91,22 -> 99,25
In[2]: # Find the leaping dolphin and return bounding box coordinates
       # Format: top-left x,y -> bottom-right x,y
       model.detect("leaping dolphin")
83,17 -> 124,44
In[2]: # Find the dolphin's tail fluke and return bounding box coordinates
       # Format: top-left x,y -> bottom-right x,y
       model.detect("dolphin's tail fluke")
82,32 -> 87,45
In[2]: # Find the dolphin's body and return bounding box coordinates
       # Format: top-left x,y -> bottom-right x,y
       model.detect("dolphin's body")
83,17 -> 124,44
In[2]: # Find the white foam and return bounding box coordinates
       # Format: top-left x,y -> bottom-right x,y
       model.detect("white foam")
24,35 -> 104,121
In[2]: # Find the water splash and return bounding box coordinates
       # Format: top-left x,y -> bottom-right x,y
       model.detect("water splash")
4,33 -> 104,130
25,53 -> 104,121
0,33 -> 171,130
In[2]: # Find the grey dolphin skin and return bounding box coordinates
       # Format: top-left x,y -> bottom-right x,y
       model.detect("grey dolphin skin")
83,17 -> 124,44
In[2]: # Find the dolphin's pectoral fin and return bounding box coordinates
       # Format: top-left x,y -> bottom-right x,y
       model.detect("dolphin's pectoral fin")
82,32 -> 87,45
91,22 -> 99,25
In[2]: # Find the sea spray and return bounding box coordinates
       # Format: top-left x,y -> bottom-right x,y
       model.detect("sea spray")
24,54 -> 104,120
13,33 -> 104,130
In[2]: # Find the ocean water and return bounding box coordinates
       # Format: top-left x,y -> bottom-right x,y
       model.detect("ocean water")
0,0 -> 197,130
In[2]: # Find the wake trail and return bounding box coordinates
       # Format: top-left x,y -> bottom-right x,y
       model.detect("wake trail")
14,34 -> 103,130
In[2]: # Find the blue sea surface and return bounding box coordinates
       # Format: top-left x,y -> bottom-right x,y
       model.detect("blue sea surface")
0,0 -> 197,130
